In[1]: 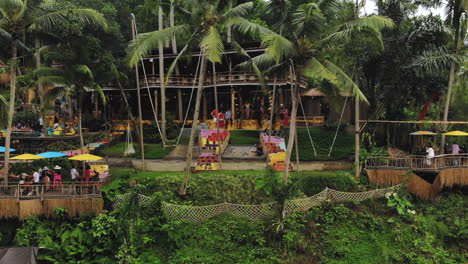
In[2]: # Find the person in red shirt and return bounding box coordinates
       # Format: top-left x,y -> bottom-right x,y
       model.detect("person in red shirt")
211,109 -> 218,125
218,112 -> 225,129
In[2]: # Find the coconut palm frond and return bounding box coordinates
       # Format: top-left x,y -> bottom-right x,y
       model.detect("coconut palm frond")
226,16 -> 275,36
127,25 -> 189,67
231,41 -> 267,91
0,0 -> 23,18
292,3 -> 325,36
11,0 -> 26,21
34,67 -> 64,78
409,47 -> 462,76
165,31 -> 196,83
320,16 -> 394,48
323,60 -> 368,103
75,64 -> 94,79
222,1 -> 253,19
32,8 -> 109,31
91,83 -> 107,104
44,85 -> 67,103
200,26 -> 224,63
262,34 -> 295,65
37,76 -> 67,86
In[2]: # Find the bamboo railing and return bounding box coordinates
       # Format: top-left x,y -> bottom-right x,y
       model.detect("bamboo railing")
140,71 -> 307,89
0,182 -> 102,200
366,154 -> 468,171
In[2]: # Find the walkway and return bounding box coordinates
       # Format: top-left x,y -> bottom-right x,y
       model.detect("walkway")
131,159 -> 352,171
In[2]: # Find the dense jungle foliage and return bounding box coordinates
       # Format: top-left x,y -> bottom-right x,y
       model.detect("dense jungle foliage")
2,169 -> 466,263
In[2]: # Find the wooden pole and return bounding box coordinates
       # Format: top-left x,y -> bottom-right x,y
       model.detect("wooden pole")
354,78 -> 360,179
177,89 -> 183,121
203,93 -> 208,121
155,89 -> 159,122
131,15 -> 145,170
230,87 -> 235,128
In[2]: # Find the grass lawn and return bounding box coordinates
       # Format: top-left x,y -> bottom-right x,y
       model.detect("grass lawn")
292,127 -> 354,161
97,142 -> 174,159
229,130 -> 260,145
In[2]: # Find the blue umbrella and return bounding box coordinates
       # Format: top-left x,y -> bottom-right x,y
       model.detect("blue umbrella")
37,152 -> 68,158
0,146 -> 16,152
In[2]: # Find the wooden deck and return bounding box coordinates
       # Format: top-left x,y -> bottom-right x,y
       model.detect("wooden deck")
0,183 -> 103,219
366,154 -> 468,171
140,72 -> 307,89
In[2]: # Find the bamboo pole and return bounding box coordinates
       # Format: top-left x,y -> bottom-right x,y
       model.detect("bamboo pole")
358,120 -> 468,124
131,15 -> 145,170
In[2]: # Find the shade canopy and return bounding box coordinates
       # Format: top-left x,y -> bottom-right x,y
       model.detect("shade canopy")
0,146 -> 15,152
410,131 -> 438,136
69,154 -> 103,161
442,130 -> 468,136
10,154 -> 44,160
37,152 -> 68,158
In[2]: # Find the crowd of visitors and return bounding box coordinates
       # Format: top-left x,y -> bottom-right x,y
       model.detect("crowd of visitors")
4,164 -> 101,196
211,96 -> 292,129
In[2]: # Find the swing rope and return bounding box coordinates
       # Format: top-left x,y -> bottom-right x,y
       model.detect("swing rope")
328,96 -> 348,157
174,50 -> 203,146
133,19 -> 165,147
124,123 -> 136,156
133,18 -> 201,148
298,95 -> 318,156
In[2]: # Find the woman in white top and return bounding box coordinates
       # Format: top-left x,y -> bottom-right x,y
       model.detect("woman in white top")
425,145 -> 435,166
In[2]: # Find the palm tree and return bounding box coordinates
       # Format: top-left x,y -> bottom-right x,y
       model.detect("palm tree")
128,0 -> 275,195
439,0 -> 466,152
0,0 -> 107,186
246,1 -> 394,183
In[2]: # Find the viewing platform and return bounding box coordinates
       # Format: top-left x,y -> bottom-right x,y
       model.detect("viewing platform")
139,72 -> 307,89
0,183 -> 103,219
366,155 -> 468,200
366,154 -> 468,172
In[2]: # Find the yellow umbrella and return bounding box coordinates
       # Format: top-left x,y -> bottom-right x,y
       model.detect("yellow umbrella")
10,153 -> 45,160
410,131 -> 438,136
69,154 -> 103,161
442,130 -> 468,136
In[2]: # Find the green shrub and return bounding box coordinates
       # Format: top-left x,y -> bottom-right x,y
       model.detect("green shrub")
294,171 -> 357,196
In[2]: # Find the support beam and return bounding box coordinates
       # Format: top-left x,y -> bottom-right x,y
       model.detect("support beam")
231,87 -> 235,123
178,89 -> 183,121
203,93 -> 208,121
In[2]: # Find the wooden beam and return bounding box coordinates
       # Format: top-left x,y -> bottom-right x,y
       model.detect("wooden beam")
359,120 -> 468,124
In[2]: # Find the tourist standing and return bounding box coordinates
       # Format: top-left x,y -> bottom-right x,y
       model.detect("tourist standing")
452,142 -> 460,166
425,145 -> 435,166
225,109 -> 232,128
70,165 -> 79,183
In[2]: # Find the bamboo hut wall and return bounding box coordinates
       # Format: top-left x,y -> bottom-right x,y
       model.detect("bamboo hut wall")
0,199 -> 19,219
367,168 -> 468,200
0,198 -> 103,220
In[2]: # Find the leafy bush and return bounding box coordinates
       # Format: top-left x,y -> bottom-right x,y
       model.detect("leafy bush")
294,171 -> 357,196
13,111 -> 38,126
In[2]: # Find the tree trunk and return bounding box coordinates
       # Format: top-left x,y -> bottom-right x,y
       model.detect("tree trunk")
440,62 -> 456,153
179,55 -> 207,196
77,89 -> 85,154
354,71 -> 361,179
35,37 -> 47,137
440,11 -> 461,154
266,77 -> 277,167
213,63 -> 222,169
3,40 -> 18,186
159,5 -> 167,143
170,2 -> 177,54
131,15 -> 145,169
117,81 -> 140,141
283,67 -> 298,184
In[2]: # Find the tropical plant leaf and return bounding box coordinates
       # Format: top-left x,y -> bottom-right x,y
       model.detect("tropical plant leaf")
222,1 -> 253,19
127,25 -> 189,67
31,9 -> 109,31
292,3 -> 325,36
409,47 -> 463,76
261,34 -> 295,64
200,26 -> 224,63
226,16 -> 275,36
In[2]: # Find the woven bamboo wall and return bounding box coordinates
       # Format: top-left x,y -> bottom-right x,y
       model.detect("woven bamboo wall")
367,168 -> 468,200
0,198 -> 103,220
